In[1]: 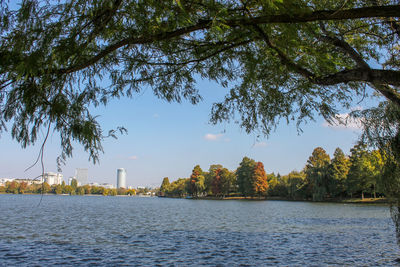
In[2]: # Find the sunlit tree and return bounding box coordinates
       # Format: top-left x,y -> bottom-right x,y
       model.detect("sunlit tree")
237,157 -> 256,197
305,147 -> 331,201
253,162 -> 269,198
328,147 -> 350,198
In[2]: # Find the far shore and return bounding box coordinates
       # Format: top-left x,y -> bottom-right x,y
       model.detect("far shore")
0,192 -> 390,204
165,195 -> 389,204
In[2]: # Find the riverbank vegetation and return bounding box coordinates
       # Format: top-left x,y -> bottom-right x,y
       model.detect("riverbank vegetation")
0,180 -> 136,196
159,143 -> 385,201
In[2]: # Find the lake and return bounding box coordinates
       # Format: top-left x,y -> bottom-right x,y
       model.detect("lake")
0,194 -> 398,266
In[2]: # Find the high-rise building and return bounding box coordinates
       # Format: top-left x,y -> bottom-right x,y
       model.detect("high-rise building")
117,168 -> 126,188
75,168 -> 88,186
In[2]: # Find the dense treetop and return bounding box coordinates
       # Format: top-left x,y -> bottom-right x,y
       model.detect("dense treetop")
1,0 -> 399,164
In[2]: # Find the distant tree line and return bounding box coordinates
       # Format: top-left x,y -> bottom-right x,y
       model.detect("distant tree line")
0,179 -> 136,196
159,157 -> 269,198
159,143 -> 386,201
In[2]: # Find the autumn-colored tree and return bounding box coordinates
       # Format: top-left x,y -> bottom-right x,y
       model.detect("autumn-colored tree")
211,168 -> 222,196
189,165 -> 205,197
6,181 -> 19,194
253,162 -> 269,198
205,165 -> 223,195
18,182 -> 28,194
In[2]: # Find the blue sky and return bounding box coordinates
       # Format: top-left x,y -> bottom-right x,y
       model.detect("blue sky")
0,77 -> 370,188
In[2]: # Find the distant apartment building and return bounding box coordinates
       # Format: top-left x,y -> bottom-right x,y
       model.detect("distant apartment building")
75,168 -> 88,186
42,172 -> 63,186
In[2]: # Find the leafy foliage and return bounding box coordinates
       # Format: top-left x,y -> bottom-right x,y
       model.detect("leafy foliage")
1,0 -> 400,165
159,143 -> 389,200
305,147 -> 331,201
252,162 -> 269,197
328,148 -> 350,197
237,157 -> 257,196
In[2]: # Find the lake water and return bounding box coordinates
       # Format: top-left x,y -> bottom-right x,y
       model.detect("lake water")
0,194 -> 398,266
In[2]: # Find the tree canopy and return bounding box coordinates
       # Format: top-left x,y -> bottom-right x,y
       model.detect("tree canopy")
1,0 -> 400,164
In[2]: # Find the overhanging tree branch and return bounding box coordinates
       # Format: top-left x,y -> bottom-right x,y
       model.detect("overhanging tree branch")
318,23 -> 400,105
58,5 -> 400,75
315,69 -> 400,86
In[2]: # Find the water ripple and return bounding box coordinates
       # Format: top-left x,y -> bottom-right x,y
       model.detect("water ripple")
0,195 -> 398,266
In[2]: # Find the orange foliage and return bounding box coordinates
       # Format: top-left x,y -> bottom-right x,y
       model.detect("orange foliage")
253,162 -> 269,196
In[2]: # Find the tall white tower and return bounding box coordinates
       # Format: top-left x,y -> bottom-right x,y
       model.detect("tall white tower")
117,168 -> 126,188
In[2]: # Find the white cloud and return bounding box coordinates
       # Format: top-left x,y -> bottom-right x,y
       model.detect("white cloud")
253,142 -> 267,147
323,113 -> 363,130
153,113 -> 160,118
128,155 -> 138,160
204,133 -> 224,141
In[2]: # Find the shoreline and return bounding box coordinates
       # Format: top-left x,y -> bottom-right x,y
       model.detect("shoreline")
163,195 -> 389,204
0,192 -> 389,204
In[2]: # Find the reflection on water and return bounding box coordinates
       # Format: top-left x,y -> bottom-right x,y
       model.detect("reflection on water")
0,195 -> 398,266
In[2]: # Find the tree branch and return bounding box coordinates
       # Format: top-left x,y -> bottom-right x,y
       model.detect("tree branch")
239,5 -> 400,25
319,23 -> 370,69
58,5 -> 400,75
132,39 -> 254,67
318,23 -> 400,105
315,69 -> 400,87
